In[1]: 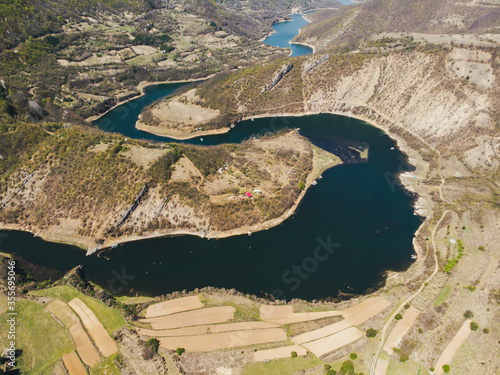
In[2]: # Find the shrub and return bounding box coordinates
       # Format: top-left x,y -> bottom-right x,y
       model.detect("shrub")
326,370 -> 336,375
404,303 -> 410,309
483,328 -> 489,334
399,355 -> 409,362
470,322 -> 479,331
340,360 -> 354,373
146,338 -> 159,353
349,353 -> 358,360
442,364 -> 450,373
395,313 -> 403,320
418,328 -> 424,334
463,310 -> 474,319
176,347 -> 185,356
366,328 -> 378,338
291,351 -> 297,358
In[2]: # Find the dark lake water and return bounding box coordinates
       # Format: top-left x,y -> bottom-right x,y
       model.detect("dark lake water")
263,14 -> 313,57
1,87 -> 422,300
1,16 -> 420,300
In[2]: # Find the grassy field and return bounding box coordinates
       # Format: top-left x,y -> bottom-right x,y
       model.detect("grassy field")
30,285 -> 126,334
90,354 -> 121,375
386,357 -> 421,375
433,284 -> 453,307
115,295 -> 155,305
242,354 -> 322,375
0,296 -> 74,375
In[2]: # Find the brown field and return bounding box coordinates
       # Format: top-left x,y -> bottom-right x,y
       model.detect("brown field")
138,89 -> 220,138
259,304 -> 342,324
145,296 -> 204,318
138,321 -> 278,337
68,298 -> 118,357
375,358 -> 389,375
46,300 -> 100,367
434,319 -> 472,375
302,327 -> 364,357
69,323 -> 100,367
259,305 -> 293,320
62,351 -> 87,375
383,306 -> 421,355
122,145 -> 167,169
253,345 -> 308,362
159,328 -> 287,352
140,306 -> 235,330
266,311 -> 343,325
292,297 -> 391,344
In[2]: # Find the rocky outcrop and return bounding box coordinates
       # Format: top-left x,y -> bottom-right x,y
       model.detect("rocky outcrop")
260,63 -> 293,94
302,54 -> 329,73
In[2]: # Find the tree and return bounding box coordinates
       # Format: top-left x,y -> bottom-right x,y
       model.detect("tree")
340,360 -> 354,373
176,347 -> 185,356
470,322 -> 479,331
442,364 -> 451,373
463,310 -> 474,319
395,313 -> 403,320
366,328 -> 378,338
291,351 -> 297,358
349,353 -> 357,360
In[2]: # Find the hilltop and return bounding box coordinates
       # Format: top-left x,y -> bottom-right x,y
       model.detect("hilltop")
0,125 -> 343,251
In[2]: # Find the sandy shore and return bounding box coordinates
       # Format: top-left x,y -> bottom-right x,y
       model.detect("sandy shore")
85,75 -> 215,124
135,120 -> 230,140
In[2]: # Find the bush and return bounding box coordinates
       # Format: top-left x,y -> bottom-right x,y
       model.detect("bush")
326,370 -> 336,375
399,355 -> 409,362
463,310 -> 474,319
340,360 -> 354,373
418,328 -> 424,334
483,328 -> 489,334
470,322 -> 479,331
349,353 -> 357,360
291,351 -> 297,358
176,347 -> 185,356
395,313 -> 403,320
366,328 -> 378,338
146,338 -> 159,353
404,303 -> 410,309
442,364 -> 450,373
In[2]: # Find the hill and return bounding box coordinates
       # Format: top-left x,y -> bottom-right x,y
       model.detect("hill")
294,0 -> 500,50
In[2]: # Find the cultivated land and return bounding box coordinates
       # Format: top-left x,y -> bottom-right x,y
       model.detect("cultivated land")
1,0 -> 500,373
61,351 -> 87,375
68,298 -> 118,357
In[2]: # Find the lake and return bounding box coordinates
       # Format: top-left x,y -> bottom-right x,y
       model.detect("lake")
0,10 -> 422,301
263,14 -> 313,57
1,111 -> 421,301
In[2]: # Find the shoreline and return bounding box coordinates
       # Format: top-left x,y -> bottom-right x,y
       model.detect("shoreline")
0,109 -> 429,258
0,137 -> 340,254
96,143 -> 338,253
85,75 -> 214,124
